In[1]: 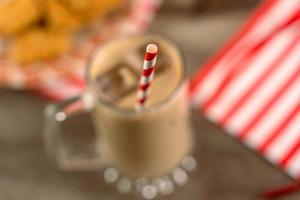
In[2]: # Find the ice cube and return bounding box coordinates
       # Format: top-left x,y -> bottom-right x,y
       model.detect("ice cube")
95,63 -> 139,103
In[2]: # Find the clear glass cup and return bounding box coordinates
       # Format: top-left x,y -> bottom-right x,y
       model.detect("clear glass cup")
44,35 -> 195,197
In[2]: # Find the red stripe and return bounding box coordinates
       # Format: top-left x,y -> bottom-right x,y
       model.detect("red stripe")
143,67 -> 155,76
262,182 -> 300,198
284,11 -> 300,27
138,97 -> 147,104
202,43 -> 260,112
239,63 -> 300,140
258,101 -> 300,153
220,35 -> 300,126
67,76 -> 86,88
139,83 -> 150,90
279,138 -> 300,167
189,0 -> 278,95
144,52 -> 157,61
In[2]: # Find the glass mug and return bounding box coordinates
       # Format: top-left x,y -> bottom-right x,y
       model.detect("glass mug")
44,35 -> 195,197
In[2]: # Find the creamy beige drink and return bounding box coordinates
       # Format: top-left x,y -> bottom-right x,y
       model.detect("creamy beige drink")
89,35 -> 192,178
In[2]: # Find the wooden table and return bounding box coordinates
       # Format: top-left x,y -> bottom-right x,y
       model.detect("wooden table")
0,4 -> 299,200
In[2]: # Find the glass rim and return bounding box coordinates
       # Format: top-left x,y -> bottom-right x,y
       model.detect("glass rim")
85,34 -> 188,115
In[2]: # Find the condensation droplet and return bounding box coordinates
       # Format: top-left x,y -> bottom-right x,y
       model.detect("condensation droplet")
172,168 -> 188,186
104,167 -> 118,183
152,178 -> 163,188
55,112 -> 66,121
153,177 -> 174,195
182,156 -> 197,172
142,185 -> 157,199
134,177 -> 148,191
117,178 -> 132,193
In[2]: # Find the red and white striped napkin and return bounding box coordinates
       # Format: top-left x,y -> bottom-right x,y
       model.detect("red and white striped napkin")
190,0 -> 300,179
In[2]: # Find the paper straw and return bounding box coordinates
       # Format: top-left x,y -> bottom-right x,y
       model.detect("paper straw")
135,44 -> 158,110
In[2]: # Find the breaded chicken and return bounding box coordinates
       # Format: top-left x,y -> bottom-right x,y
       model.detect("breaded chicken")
9,28 -> 71,63
59,0 -> 124,22
44,0 -> 82,31
0,0 -> 41,35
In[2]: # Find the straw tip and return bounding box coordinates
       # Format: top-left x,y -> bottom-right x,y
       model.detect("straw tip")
146,43 -> 158,54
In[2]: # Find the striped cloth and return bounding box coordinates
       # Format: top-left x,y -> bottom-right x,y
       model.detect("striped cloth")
190,0 -> 300,179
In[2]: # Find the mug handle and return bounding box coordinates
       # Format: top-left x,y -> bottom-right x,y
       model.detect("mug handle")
43,92 -> 103,171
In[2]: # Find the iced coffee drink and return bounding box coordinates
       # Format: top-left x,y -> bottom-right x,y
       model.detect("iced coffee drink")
89,35 -> 192,178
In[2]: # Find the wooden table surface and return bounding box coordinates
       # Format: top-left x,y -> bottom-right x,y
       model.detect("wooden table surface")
0,2 -> 299,200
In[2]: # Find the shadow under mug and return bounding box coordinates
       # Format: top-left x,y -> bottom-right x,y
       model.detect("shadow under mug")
43,35 -> 193,179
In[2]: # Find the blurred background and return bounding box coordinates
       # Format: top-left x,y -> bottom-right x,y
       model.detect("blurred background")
1,0 -> 299,200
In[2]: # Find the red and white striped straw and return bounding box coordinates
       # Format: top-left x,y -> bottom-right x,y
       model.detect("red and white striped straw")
135,43 -> 158,110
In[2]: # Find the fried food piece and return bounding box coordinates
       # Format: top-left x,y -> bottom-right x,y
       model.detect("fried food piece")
0,0 -> 41,36
59,0 -> 123,22
45,0 -> 82,31
59,0 -> 91,13
87,0 -> 124,21
8,28 -> 71,63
